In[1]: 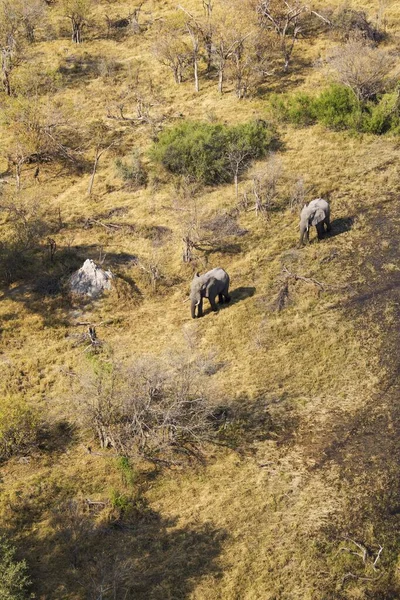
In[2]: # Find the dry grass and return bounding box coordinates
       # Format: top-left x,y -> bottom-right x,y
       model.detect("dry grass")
1,1 -> 400,598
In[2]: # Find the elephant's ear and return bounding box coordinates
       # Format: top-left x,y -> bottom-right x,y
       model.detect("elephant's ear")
311,208 -> 325,226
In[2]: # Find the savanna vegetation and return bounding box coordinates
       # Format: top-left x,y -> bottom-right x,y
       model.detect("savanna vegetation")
1,0 -> 400,598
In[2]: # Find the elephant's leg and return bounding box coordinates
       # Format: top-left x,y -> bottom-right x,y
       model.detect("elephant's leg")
224,289 -> 231,303
325,215 -> 332,232
316,222 -> 325,239
218,293 -> 224,304
209,296 -> 218,312
197,298 -> 203,318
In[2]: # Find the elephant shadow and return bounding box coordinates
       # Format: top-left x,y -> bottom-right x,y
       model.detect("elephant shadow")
230,286 -> 256,304
327,216 -> 355,238
201,287 -> 256,316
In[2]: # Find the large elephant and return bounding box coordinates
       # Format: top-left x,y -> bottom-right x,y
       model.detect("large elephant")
299,198 -> 331,246
190,267 -> 231,318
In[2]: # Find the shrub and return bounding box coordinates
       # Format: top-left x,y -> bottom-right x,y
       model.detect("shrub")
270,93 -> 317,126
270,85 -> 400,135
328,40 -> 394,102
115,151 -> 148,189
313,84 -> 360,130
151,120 -> 275,185
75,355 -> 215,465
331,7 -> 384,42
0,536 -> 31,599
360,92 -> 400,135
0,396 -> 39,461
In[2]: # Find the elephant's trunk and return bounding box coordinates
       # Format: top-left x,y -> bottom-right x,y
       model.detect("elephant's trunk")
299,220 -> 308,246
191,298 -> 198,319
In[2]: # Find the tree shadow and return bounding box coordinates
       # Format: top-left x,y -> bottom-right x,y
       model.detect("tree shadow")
20,498 -> 227,600
37,420 -> 78,456
213,392 -> 301,454
0,243 -> 141,326
58,53 -> 124,88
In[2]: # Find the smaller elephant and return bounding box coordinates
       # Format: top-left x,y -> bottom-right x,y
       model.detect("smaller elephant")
299,198 -> 331,246
190,267 -> 231,318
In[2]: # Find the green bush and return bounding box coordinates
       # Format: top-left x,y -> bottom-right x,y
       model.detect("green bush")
360,93 -> 400,135
270,92 -> 317,126
270,84 -> 400,135
0,536 -> 31,599
313,84 -> 360,130
0,396 -> 39,461
150,120 -> 276,185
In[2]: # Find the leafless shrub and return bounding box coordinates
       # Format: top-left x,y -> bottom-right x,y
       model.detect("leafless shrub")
135,256 -> 163,293
330,6 -> 384,43
202,212 -> 248,239
152,24 -> 191,84
245,155 -> 282,218
74,355 -> 215,465
288,176 -> 312,214
328,39 -> 395,101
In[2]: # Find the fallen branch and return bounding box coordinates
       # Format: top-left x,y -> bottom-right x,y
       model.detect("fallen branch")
342,572 -> 382,583
272,265 -> 325,311
282,266 -> 325,291
373,545 -> 383,570
84,218 -> 122,230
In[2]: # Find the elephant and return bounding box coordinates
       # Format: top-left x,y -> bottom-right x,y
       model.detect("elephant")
190,267 -> 231,318
299,198 -> 331,246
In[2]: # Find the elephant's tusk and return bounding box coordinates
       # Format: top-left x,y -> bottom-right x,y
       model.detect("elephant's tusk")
182,297 -> 190,303
195,300 -> 200,306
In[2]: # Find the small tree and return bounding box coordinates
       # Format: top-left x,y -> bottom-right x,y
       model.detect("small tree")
153,23 -> 190,84
62,0 -> 92,44
0,395 -> 39,461
86,121 -> 119,197
178,6 -> 202,92
0,536 -> 31,599
225,121 -> 277,196
0,0 -> 21,95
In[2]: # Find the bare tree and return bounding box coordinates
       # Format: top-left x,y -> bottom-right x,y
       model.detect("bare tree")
328,39 -> 394,102
16,0 -> 47,43
256,0 -> 308,71
62,0 -> 92,44
213,23 -> 252,94
153,25 -> 190,84
0,0 -> 21,95
178,6 -> 202,92
86,121 -> 118,197
4,96 -> 79,188
202,0 -> 213,18
228,29 -> 272,98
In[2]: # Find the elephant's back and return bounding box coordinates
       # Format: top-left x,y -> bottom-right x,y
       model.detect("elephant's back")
205,267 -> 229,282
308,198 -> 329,211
